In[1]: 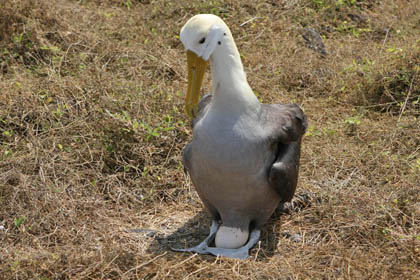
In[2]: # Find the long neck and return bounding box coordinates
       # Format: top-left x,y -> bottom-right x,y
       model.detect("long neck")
209,39 -> 260,117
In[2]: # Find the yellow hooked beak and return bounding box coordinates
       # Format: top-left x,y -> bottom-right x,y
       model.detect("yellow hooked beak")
185,50 -> 208,118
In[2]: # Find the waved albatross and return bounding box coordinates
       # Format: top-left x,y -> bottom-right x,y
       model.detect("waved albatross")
172,14 -> 307,259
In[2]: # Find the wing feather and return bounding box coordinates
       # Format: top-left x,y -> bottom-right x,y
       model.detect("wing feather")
262,103 -> 307,203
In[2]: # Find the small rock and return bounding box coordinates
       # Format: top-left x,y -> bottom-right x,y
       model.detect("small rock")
281,232 -> 303,243
348,13 -> 368,24
289,233 -> 303,243
302,28 -> 328,57
1,61 -> 7,74
146,231 -> 156,237
276,202 -> 292,214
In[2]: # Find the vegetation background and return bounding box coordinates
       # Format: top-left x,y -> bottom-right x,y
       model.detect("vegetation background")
1,0 -> 419,279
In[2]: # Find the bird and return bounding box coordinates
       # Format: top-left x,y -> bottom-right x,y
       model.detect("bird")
172,14 -> 307,259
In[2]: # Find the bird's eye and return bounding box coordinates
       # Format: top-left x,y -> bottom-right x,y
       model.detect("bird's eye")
199,37 -> 205,44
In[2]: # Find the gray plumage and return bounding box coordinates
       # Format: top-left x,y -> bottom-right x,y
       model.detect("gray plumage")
183,94 -> 307,232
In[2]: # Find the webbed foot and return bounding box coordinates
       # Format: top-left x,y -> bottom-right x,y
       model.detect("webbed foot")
171,221 -> 261,260
171,220 -> 219,254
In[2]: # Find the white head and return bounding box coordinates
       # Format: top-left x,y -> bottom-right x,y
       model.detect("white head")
180,14 -> 230,61
180,14 -> 235,117
179,14 -> 257,118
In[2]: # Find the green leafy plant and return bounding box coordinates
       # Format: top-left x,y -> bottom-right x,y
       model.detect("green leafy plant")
344,116 -> 361,125
14,216 -> 25,227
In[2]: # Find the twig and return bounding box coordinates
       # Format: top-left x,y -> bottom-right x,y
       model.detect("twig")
379,28 -> 390,55
379,23 -> 394,56
254,240 -> 261,260
255,30 -> 265,40
101,254 -> 120,274
164,133 -> 177,166
332,96 -> 419,109
240,17 -> 262,27
183,266 -> 207,279
170,253 -> 198,269
38,226 -> 58,239
58,41 -> 82,76
397,75 -> 415,123
123,251 -> 167,276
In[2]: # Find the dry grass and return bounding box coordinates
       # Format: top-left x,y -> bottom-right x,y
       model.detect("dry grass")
1,0 -> 419,279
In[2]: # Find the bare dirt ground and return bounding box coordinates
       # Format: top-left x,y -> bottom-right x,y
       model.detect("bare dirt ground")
1,0 -> 419,279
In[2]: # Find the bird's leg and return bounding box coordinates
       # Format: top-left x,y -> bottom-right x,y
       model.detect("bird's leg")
171,220 -> 219,254
172,223 -> 261,260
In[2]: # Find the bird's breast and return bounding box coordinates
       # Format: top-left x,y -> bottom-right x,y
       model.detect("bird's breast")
192,116 -> 272,176
189,115 -> 280,228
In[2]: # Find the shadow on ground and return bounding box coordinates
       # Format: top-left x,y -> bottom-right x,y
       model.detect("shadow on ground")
145,191 -> 316,261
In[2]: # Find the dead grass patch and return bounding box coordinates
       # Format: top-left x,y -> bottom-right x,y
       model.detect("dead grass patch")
1,0 -> 419,279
